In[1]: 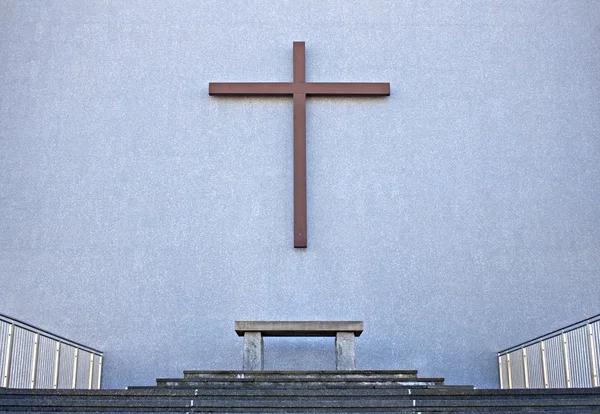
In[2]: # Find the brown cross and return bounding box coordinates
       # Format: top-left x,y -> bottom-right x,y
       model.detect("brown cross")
209,42 -> 390,248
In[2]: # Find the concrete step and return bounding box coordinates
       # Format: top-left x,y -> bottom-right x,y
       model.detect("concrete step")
1,387 -> 599,412
155,378 -> 445,388
157,369 -> 443,388
182,370 -> 419,380
4,387 -> 598,398
128,385 -> 476,396
175,394 -> 600,412
0,399 -> 598,412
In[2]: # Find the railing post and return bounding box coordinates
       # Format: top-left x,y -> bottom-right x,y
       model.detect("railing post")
561,332 -> 571,388
498,354 -> 504,389
522,347 -> 529,389
2,323 -> 14,388
72,348 -> 79,389
506,352 -> 513,389
30,333 -> 40,389
588,323 -> 599,387
540,340 -> 549,388
88,353 -> 94,390
96,355 -> 103,389
52,342 -> 61,389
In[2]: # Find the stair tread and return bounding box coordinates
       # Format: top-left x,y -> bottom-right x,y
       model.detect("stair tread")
1,370 -> 599,412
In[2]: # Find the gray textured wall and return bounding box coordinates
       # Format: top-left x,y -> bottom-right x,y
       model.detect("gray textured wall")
1,1 -> 599,389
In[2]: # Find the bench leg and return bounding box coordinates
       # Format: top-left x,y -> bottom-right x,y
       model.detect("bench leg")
243,332 -> 263,370
335,332 -> 356,370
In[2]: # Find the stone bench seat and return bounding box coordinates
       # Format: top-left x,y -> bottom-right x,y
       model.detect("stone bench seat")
234,321 -> 363,371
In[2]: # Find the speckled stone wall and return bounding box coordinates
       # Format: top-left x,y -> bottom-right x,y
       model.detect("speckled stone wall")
1,1 -> 599,389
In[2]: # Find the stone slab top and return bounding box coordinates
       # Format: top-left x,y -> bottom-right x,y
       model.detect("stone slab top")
234,321 -> 363,337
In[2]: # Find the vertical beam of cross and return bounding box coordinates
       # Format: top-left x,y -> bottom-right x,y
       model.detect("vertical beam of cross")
209,42 -> 390,248
293,42 -> 307,247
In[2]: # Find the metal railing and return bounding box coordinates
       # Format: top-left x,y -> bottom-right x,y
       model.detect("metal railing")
498,314 -> 600,389
0,313 -> 102,389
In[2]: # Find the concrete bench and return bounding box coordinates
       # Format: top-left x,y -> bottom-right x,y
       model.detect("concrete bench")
234,321 -> 363,371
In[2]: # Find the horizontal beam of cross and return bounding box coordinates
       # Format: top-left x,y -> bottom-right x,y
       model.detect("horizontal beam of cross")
209,82 -> 390,96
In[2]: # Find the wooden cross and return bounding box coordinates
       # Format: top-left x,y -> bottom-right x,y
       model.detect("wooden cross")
209,42 -> 390,248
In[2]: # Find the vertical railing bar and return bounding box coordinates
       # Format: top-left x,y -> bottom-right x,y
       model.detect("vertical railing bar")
52,342 -> 61,389
506,353 -> 513,389
88,353 -> 94,390
498,354 -> 504,389
72,347 -> 79,389
562,332 -> 571,388
522,347 -> 529,389
30,333 -> 40,389
2,324 -> 14,388
540,340 -> 549,388
96,355 -> 103,390
588,323 -> 599,387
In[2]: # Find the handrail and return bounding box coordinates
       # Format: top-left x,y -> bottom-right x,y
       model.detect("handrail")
0,313 -> 102,354
1,313 -> 103,389
498,313 -> 600,355
498,313 -> 600,389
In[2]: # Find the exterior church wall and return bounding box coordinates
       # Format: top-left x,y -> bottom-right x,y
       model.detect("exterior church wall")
1,1 -> 599,388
